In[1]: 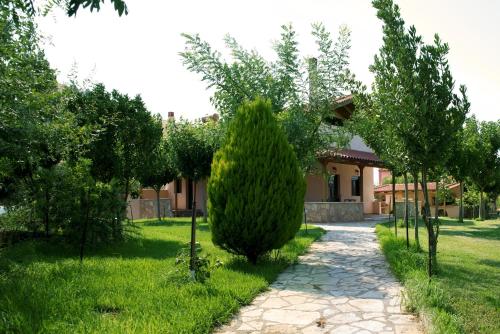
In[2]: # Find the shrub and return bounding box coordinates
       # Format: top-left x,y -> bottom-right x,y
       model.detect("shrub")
208,98 -> 305,264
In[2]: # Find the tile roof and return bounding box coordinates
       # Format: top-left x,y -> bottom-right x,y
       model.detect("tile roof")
318,148 -> 384,167
334,94 -> 354,107
374,182 -> 459,193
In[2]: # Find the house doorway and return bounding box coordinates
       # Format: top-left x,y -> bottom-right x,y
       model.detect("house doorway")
328,174 -> 341,202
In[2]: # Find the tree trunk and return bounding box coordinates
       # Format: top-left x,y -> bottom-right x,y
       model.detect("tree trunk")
413,174 -> 420,249
44,186 -> 50,238
434,181 -> 439,220
422,170 -> 437,277
189,181 -> 198,279
123,177 -> 130,203
493,198 -> 497,219
80,188 -> 91,262
458,181 -> 463,223
156,188 -> 161,221
392,173 -> 397,237
404,173 -> 409,248
479,190 -> 484,220
201,181 -> 208,223
118,177 -> 130,239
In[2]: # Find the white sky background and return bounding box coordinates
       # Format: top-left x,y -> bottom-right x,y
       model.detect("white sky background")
36,0 -> 500,121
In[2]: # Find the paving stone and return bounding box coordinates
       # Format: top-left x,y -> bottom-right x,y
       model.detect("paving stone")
216,222 -> 422,334
241,309 -> 263,317
330,324 -> 359,334
262,324 -> 299,334
395,325 -> 421,334
328,312 -> 362,324
260,297 -> 289,309
349,299 -> 385,312
351,319 -> 386,332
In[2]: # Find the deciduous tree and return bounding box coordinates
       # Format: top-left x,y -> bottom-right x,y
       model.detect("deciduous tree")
181,23 -> 353,171
140,133 -> 178,221
168,119 -> 220,278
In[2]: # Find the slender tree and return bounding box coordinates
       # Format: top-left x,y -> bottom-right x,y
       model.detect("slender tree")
403,172 -> 409,248
447,99 -> 472,223
412,174 -> 420,248
464,119 -> 500,220
168,119 -> 219,278
365,0 -> 468,276
140,134 -> 178,221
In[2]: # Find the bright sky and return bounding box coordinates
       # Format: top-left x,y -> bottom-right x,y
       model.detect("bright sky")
37,0 -> 500,121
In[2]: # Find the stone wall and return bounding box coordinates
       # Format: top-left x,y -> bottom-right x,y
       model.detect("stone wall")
395,201 -> 416,219
394,202 -> 460,219
304,202 -> 364,223
127,199 -> 173,220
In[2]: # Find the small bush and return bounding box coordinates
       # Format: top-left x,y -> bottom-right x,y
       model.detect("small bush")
208,98 -> 306,264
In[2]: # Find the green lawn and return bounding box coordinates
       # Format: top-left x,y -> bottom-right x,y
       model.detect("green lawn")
377,218 -> 500,334
0,218 -> 324,333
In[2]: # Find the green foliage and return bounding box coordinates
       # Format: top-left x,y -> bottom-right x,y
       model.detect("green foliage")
66,84 -> 163,198
0,218 -> 324,333
174,243 -> 223,283
0,2 -> 60,202
208,98 -> 306,263
181,23 -> 353,171
382,174 -> 415,185
13,0 -> 128,17
353,0 -> 468,276
167,119 -> 220,182
139,132 -> 177,193
464,119 -> 500,193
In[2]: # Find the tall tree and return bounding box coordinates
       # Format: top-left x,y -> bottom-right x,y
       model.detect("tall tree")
180,23 -> 353,171
447,97 -> 472,223
140,133 -> 178,221
361,0 -> 467,276
465,119 -> 500,220
113,93 -> 163,204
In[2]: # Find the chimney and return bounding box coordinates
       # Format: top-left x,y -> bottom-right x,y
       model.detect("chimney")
167,111 -> 175,121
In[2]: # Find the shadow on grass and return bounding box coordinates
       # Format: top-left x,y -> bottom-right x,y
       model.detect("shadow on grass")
142,219 -> 210,231
439,224 -> 500,240
0,236 -> 186,268
478,258 -> 500,268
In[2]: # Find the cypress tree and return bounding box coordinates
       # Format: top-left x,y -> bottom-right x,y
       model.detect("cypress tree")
208,98 -> 305,264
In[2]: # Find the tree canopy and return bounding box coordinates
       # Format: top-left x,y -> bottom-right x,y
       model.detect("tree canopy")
352,0 -> 469,276
181,23 -> 354,171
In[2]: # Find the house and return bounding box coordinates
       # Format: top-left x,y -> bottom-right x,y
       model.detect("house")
129,95 -> 385,222
303,95 -> 385,223
374,182 -> 461,218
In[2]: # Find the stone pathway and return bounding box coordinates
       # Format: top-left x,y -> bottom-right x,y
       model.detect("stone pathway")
217,222 -> 421,334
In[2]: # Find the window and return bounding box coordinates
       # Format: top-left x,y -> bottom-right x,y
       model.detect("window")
351,176 -> 360,196
175,179 -> 182,193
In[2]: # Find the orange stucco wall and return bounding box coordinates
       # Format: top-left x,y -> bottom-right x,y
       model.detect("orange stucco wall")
305,162 -> 376,214
143,163 -> 378,215
140,189 -> 169,200
164,178 -> 208,212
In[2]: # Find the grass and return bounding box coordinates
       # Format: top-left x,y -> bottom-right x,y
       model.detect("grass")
377,217 -> 500,334
0,218 -> 324,333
